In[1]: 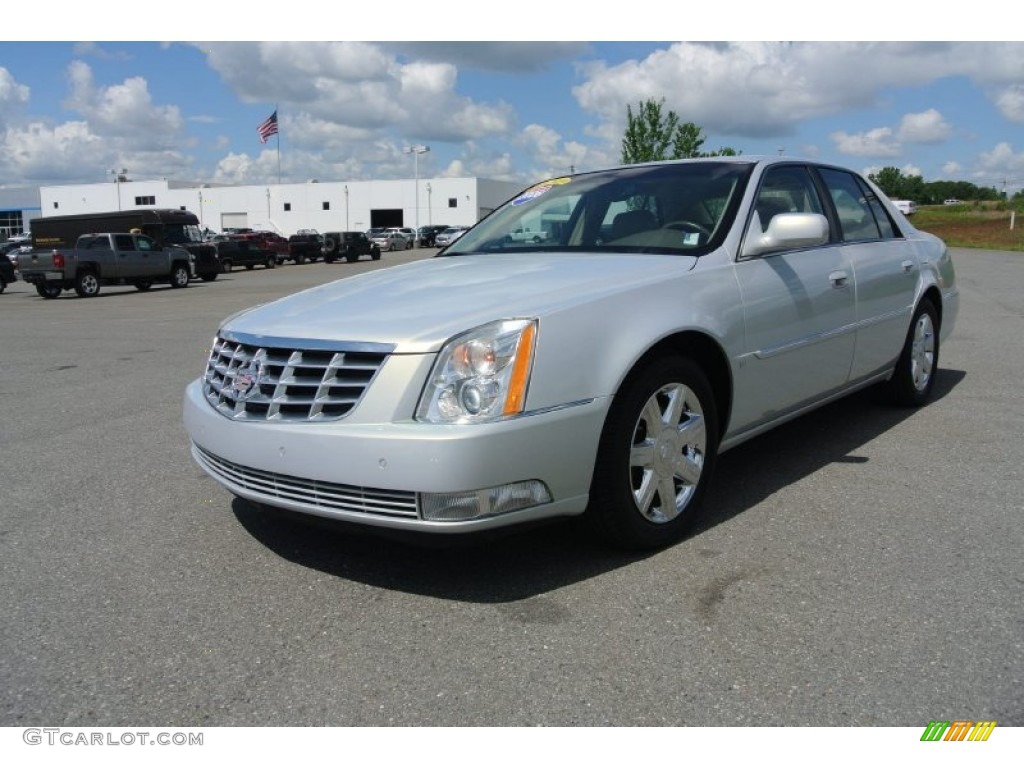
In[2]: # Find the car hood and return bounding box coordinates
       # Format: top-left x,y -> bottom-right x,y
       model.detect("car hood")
222,253 -> 698,353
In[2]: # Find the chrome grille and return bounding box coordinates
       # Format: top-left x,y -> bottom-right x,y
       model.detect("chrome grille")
203,333 -> 389,421
193,444 -> 419,519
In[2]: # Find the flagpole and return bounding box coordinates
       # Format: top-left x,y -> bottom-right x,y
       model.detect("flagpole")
275,104 -> 281,186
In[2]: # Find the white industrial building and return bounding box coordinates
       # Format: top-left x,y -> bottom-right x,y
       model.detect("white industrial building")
36,176 -> 525,236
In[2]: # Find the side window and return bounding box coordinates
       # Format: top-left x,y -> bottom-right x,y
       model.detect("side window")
83,236 -> 110,250
818,168 -> 892,241
753,166 -> 824,233
136,236 -> 155,251
114,234 -> 135,251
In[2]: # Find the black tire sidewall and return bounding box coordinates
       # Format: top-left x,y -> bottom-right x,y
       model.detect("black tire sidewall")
75,271 -> 100,297
887,298 -> 939,407
587,356 -> 719,550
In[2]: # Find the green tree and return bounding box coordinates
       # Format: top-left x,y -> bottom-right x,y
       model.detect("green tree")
621,99 -> 738,164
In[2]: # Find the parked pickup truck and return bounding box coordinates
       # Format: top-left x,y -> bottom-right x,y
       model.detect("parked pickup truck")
17,232 -> 192,298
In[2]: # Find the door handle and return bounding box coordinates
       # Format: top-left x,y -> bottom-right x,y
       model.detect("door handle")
829,270 -> 849,288
901,259 -> 915,274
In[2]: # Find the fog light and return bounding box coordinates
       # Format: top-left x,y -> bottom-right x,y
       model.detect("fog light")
420,480 -> 552,522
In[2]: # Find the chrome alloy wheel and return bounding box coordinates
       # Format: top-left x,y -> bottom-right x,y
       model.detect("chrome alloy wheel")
911,312 -> 936,392
629,382 -> 707,524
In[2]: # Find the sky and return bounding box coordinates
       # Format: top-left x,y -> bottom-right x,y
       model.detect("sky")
2,7 -> 1022,193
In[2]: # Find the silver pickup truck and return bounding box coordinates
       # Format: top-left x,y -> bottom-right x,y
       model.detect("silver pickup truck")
18,232 -> 193,298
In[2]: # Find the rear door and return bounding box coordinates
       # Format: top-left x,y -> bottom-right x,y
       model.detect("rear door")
815,167 -> 918,382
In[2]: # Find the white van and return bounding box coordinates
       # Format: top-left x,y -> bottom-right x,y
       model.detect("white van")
891,200 -> 918,215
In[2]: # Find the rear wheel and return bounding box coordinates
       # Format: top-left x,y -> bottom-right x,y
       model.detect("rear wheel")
36,283 -> 62,299
221,260 -> 233,273
266,256 -> 275,269
886,298 -> 939,406
586,356 -> 718,550
74,271 -> 101,298
199,272 -> 218,282
371,247 -> 381,261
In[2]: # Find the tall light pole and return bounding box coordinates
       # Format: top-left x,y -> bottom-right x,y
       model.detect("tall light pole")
108,168 -> 127,211
404,145 -> 430,247
426,183 -> 432,226
344,184 -> 350,231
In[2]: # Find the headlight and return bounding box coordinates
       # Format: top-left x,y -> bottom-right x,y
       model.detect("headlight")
416,319 -> 538,424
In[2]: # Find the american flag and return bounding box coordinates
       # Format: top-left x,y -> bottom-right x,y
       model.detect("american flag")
257,110 -> 278,144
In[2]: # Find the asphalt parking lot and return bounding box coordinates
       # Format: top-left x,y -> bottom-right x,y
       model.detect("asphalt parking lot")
1,247 -> 1021,726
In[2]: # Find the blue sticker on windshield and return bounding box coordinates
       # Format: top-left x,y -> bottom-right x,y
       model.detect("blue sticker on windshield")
511,177 -> 571,206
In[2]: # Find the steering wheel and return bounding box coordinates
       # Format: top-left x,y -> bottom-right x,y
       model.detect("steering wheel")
663,220 -> 712,238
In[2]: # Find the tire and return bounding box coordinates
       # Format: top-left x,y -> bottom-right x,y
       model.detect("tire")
36,283 -> 62,299
245,264 -> 254,270
886,298 -> 939,407
200,272 -> 218,282
586,356 -> 719,550
74,271 -> 101,298
297,253 -> 307,265
0,277 -> 6,294
345,248 -> 358,264
170,263 -> 190,289
222,260 -> 233,273
371,247 -> 381,261
266,257 -> 275,269
134,280 -> 153,292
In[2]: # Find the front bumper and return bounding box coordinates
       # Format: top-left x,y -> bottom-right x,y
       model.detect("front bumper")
183,378 -> 609,533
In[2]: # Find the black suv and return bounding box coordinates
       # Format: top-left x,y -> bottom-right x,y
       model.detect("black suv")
321,232 -> 381,263
286,231 -> 323,264
417,224 -> 450,247
215,238 -> 276,272
0,251 -> 16,293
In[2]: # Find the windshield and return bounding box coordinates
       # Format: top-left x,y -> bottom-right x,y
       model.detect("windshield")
446,161 -> 753,257
164,224 -> 204,244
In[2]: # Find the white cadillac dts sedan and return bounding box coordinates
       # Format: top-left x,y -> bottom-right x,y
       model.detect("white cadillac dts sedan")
183,158 -> 958,550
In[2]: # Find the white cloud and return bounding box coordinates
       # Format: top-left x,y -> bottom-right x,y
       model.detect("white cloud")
993,85 -> 1024,123
0,67 -> 30,126
897,109 -> 951,144
942,161 -> 962,176
62,61 -> 184,148
572,42 -> 1024,144
198,42 -> 515,145
830,127 -> 901,157
975,142 -> 1024,178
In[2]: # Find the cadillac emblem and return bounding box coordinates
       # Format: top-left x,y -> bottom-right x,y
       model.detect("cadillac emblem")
230,359 -> 265,400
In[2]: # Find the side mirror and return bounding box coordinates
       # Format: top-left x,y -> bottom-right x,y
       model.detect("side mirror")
742,212 -> 829,258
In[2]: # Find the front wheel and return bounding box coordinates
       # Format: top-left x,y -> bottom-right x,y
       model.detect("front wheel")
266,257 -> 275,269
371,247 -> 381,261
36,283 -> 62,299
74,271 -> 101,298
586,356 -> 719,550
169,264 -> 190,289
886,298 -> 939,407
